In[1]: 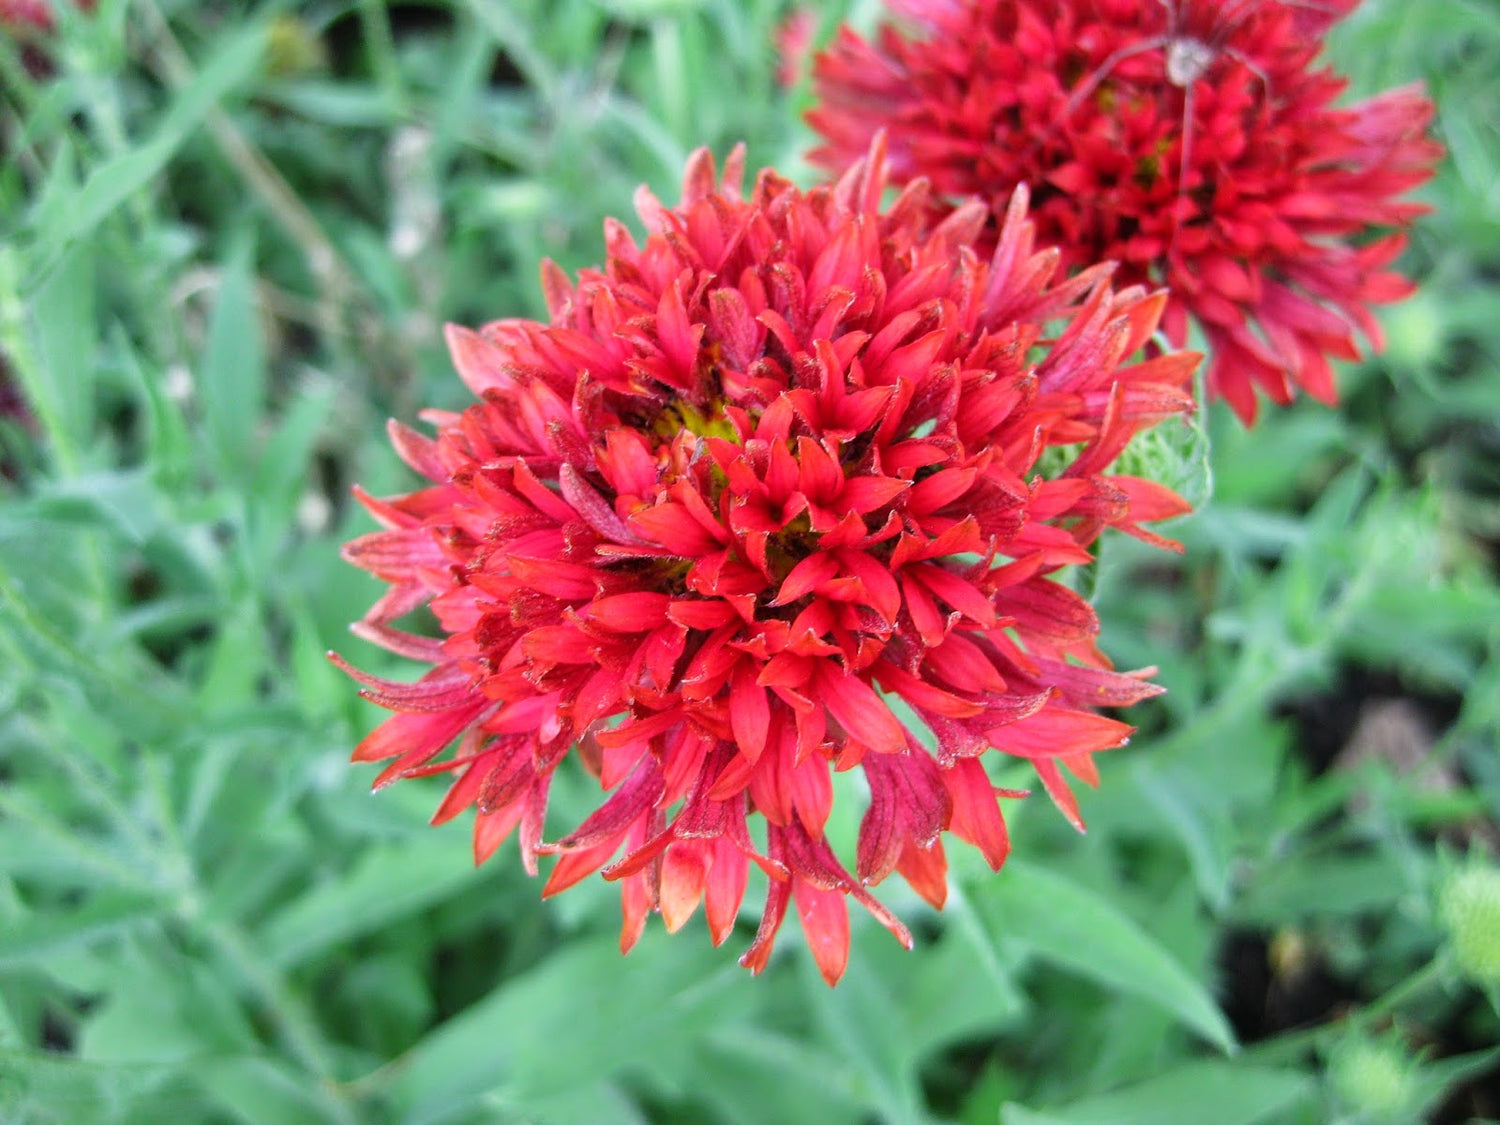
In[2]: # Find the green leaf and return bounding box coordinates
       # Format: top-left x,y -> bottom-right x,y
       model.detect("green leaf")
696,1028 -> 868,1125
251,380 -> 335,523
115,328 -> 193,488
0,1050 -> 178,1125
1007,1062 -> 1313,1125
78,947 -> 255,1064
1233,853 -> 1411,926
0,892 -> 159,968
23,241 -> 96,469
899,909 -> 1027,1057
1410,1045 -> 1500,1119
194,1057 -> 345,1125
199,232 -> 266,484
495,1081 -> 649,1125
805,936 -> 924,1121
256,837 -> 481,969
32,23 -> 268,268
972,861 -> 1236,1053
388,929 -> 759,1124
1002,1108 -> 1074,1125
26,469 -> 167,546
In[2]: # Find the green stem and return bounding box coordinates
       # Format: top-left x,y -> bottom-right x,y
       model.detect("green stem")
1244,955 -> 1451,1064
193,913 -> 360,1125
135,0 -> 366,350
358,0 -> 407,113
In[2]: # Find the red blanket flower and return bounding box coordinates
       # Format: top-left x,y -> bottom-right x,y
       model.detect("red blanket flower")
810,0 -> 1440,424
338,140 -> 1197,983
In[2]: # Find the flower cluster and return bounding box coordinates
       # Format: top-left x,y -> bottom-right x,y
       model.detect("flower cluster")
338,141 -> 1197,983
808,0 -> 1440,423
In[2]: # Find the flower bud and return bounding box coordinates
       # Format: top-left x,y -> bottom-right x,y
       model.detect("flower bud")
1440,862 -> 1500,988
1328,1035 -> 1415,1123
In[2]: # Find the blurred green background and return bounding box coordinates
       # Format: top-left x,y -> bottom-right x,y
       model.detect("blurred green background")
2,1 -> 1498,1122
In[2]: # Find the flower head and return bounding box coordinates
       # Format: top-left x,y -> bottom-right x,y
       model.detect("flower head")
808,0 -> 1441,424
2,0 -> 95,77
0,0 -> 91,35
1440,861 -> 1500,990
775,8 -> 818,89
337,140 -> 1197,984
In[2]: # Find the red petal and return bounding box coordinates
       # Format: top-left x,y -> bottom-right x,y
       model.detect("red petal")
816,663 -> 906,754
730,662 -> 771,761
988,707 -> 1133,759
793,880 -> 851,987
896,837 -> 948,909
659,844 -> 709,933
944,757 -> 1012,871
705,837 -> 750,946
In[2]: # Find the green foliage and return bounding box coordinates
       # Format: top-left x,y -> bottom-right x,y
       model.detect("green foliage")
1,1 -> 1497,1123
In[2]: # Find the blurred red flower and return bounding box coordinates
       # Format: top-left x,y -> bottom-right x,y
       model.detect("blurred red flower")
0,0 -> 90,34
808,0 -> 1440,424
775,8 -> 817,89
2,0 -> 94,77
337,140 -> 1197,984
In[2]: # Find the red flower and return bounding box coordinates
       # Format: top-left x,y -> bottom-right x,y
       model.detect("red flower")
337,140 -> 1197,984
2,0 -> 95,77
808,0 -> 1440,424
775,8 -> 818,89
0,0 -> 91,34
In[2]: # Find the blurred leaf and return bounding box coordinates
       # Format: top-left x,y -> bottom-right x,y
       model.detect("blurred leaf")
78,947 -> 255,1063
973,862 -> 1236,1054
251,380 -> 335,520
900,914 -> 1027,1057
198,605 -> 271,706
806,945 -> 924,1121
24,241 -> 96,467
0,1050 -> 179,1125
199,232 -> 267,485
0,892 -> 159,968
1002,1108 -> 1073,1125
387,930 -> 758,1123
1410,1045 -> 1500,1118
257,837 -> 481,969
25,470 -> 167,546
194,1056 -> 346,1125
1233,853 -> 1412,926
696,1026 -> 868,1125
115,329 -> 194,485
1005,1062 -> 1313,1125
498,1080 -> 649,1125
260,80 -> 394,127
31,23 -> 269,271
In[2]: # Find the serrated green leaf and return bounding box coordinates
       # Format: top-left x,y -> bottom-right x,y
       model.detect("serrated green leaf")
973,861 -> 1236,1053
